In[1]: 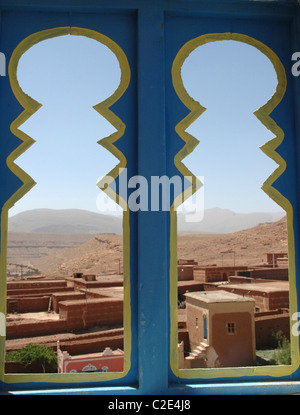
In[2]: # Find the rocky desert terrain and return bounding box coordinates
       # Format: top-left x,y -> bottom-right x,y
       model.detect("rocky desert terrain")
178,216 -> 288,267
7,215 -> 288,277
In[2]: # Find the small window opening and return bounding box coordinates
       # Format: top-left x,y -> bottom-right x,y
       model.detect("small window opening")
227,323 -> 235,335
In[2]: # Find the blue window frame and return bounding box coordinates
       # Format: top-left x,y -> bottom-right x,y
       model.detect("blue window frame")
0,0 -> 300,396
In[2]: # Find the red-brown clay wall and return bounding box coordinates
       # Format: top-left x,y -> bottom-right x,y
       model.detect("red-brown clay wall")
69,278 -> 123,290
193,267 -> 248,283
268,291 -> 289,310
186,303 -> 205,348
178,259 -> 198,266
7,296 -> 50,313
52,292 -> 86,313
255,313 -> 290,348
228,276 -> 252,284
59,298 -> 123,331
6,298 -> 123,340
7,287 -> 73,296
6,328 -> 124,355
177,265 -> 194,281
178,281 -> 203,295
178,328 -> 190,351
253,295 -> 268,312
7,280 -> 67,291
202,283 -> 220,291
221,287 -> 289,312
266,253 -> 288,265
6,319 -> 67,339
220,286 -> 268,312
58,334 -> 124,355
193,269 -> 206,282
249,267 -> 288,280
212,312 -> 254,367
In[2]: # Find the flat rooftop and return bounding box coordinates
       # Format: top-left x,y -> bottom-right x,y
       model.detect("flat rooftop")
224,280 -> 289,293
185,290 -> 255,304
86,287 -> 124,299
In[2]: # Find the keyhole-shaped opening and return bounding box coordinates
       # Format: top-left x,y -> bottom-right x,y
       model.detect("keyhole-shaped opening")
6,29 -> 130,376
181,39 -> 281,214
174,36 -> 292,371
10,34 -> 122,215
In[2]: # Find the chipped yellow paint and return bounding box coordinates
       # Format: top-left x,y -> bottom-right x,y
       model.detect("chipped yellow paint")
1,26 -> 131,384
170,32 -> 299,379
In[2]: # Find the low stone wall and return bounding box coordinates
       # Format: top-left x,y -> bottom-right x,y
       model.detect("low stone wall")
248,267 -> 288,281
59,298 -> 123,331
178,281 -> 203,295
7,296 -> 50,313
7,280 -> 67,290
255,313 -> 290,348
7,319 -> 67,339
193,266 -> 248,282
52,292 -> 86,313
65,277 -> 123,290
58,334 -> 124,355
6,328 -> 124,355
7,286 -> 73,296
268,291 -> 290,310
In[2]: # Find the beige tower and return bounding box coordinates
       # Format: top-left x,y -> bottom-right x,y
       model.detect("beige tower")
185,290 -> 256,368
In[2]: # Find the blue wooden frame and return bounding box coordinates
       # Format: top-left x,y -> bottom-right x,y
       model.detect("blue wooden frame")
0,0 -> 300,395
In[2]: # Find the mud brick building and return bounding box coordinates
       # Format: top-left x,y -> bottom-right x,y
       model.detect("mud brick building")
7,279 -> 73,313
65,273 -> 123,289
193,266 -> 248,283
220,280 -> 289,312
183,291 -> 256,368
177,259 -> 198,281
266,253 -> 288,267
255,310 -> 290,348
59,298 -> 123,331
237,267 -> 289,281
5,273 -> 125,359
5,256 -> 291,373
52,292 -> 87,313
178,265 -> 195,281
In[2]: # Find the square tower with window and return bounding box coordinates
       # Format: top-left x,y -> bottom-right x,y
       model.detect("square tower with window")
185,291 -> 256,367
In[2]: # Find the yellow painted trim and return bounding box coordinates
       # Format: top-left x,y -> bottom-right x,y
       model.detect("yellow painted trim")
1,27 -> 131,384
170,33 -> 299,379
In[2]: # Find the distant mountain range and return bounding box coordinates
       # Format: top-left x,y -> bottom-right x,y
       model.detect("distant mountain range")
8,209 -> 122,234
177,207 -> 285,234
8,207 -> 286,235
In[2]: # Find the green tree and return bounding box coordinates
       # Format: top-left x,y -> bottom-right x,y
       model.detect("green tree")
6,343 -> 57,373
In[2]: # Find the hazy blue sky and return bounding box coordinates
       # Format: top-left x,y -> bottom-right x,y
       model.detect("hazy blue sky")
8,34 -> 283,217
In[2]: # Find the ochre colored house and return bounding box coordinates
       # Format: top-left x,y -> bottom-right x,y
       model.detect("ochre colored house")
184,290 -> 256,368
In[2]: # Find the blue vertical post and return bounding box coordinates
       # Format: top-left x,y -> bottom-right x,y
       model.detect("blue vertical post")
137,4 -> 169,393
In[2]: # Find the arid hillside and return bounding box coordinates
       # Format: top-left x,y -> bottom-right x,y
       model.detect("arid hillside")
7,216 -> 288,276
178,216 -> 288,267
31,234 -> 123,276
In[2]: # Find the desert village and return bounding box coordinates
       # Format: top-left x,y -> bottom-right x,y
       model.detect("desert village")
5,229 -> 290,373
